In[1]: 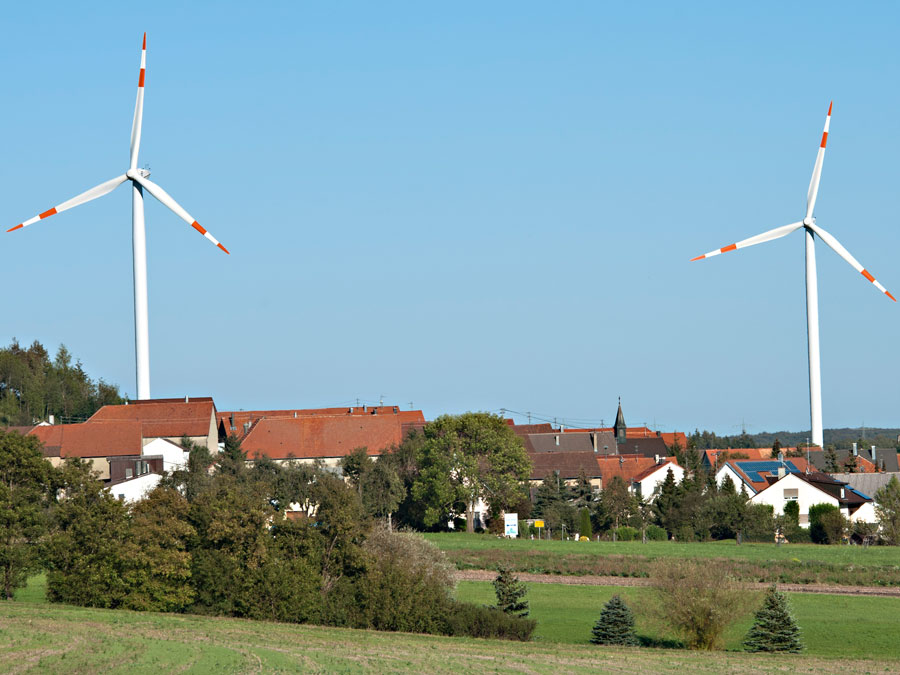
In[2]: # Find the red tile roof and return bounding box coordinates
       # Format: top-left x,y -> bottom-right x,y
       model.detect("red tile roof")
240,414 -> 412,460
631,460 -> 680,483
528,450 -> 602,481
28,421 -> 144,458
595,455 -> 658,483
723,457 -> 813,493
90,399 -> 216,438
564,426 -> 687,448
218,406 -> 425,441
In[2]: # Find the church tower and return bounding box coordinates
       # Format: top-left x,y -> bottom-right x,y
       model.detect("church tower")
613,397 -> 626,445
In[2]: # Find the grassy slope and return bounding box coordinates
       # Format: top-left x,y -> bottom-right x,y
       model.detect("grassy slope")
0,595 -> 895,674
455,581 -> 900,661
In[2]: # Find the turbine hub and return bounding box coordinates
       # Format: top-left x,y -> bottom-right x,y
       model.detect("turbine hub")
126,168 -> 151,180
803,216 -> 814,227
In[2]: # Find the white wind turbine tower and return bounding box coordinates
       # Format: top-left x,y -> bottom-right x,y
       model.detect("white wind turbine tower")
7,33 -> 229,400
691,103 -> 894,448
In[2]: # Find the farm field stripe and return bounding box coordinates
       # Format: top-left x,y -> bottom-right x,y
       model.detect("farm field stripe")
454,570 -> 900,597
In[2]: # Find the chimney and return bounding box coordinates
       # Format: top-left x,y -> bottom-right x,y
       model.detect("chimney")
243,422 -> 250,435
293,411 -> 298,418
777,466 -> 785,479
852,442 -> 858,456
363,405 -> 367,412
185,395 -> 189,403
654,454 -> 660,464
393,406 -> 398,414
48,414 -> 55,425
840,487 -> 845,499
591,432 -> 598,453
229,413 -> 235,431
871,446 -> 876,462
554,435 -> 559,446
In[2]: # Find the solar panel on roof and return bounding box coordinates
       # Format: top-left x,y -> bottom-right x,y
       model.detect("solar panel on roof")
737,460 -> 800,483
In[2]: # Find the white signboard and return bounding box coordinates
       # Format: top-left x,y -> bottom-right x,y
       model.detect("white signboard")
504,513 -> 519,538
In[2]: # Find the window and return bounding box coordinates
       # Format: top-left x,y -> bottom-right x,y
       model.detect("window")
125,468 -> 133,479
783,488 -> 798,501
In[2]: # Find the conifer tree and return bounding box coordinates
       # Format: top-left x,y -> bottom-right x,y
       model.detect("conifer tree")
579,507 -> 592,539
493,565 -> 529,617
590,594 -> 639,646
743,585 -> 803,653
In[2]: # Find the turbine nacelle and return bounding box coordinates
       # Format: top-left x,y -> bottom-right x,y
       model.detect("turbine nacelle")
802,216 -> 814,227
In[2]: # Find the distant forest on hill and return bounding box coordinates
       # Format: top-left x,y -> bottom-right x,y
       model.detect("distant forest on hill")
688,428 -> 900,451
0,340 -> 125,427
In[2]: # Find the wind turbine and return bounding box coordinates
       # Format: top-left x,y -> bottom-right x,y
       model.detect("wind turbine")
7,33 -> 229,400
691,103 -> 894,448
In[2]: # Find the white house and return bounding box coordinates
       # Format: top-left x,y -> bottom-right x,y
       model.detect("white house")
108,472 -> 162,504
750,471 -> 876,527
142,437 -> 189,472
632,461 -> 685,500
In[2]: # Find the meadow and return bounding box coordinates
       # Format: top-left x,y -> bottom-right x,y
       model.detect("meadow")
424,533 -> 900,586
3,578 -> 899,674
456,581 -> 900,660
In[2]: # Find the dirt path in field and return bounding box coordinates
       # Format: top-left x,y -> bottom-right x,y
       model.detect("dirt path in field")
455,570 -> 900,597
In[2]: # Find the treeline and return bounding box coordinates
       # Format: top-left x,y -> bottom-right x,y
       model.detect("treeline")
687,428 -> 900,451
0,340 -> 124,426
0,429 -> 535,640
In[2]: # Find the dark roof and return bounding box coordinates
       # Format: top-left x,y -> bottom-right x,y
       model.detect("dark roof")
807,447 -> 899,473
831,472 -> 900,498
615,436 -> 667,458
529,450 -> 603,481
614,402 -> 626,430
793,472 -> 872,506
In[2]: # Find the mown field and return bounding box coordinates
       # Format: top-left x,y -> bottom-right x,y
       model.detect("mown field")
456,581 -> 900,660
3,586 -> 898,674
425,533 -> 900,586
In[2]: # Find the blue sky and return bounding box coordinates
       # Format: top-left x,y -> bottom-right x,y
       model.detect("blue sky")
2,2 -> 899,434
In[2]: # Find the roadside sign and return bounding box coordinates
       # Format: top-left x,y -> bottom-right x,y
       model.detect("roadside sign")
504,513 -> 518,538
534,520 -> 544,528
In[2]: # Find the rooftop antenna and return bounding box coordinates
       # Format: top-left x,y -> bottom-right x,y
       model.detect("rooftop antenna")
379,394 -> 384,407
409,401 -> 414,411
527,411 -> 532,424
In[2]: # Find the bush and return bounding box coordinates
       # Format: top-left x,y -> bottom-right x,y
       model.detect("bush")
743,585 -> 803,652
651,559 -> 753,650
590,594 -> 638,646
443,602 -> 536,641
646,524 -> 667,541
809,503 -> 841,544
614,526 -> 639,541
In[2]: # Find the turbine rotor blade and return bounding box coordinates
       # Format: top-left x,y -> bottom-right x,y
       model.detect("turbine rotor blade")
131,174 -> 230,254
806,101 -> 832,220
807,223 -> 896,301
690,222 -> 803,261
129,32 -> 147,170
7,175 -> 128,232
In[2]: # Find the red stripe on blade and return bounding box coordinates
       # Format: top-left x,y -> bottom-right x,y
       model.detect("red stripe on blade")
721,244 -> 737,253
139,68 -> 145,87
887,291 -> 896,302
39,208 -> 57,219
7,224 -> 24,232
862,269 -> 875,283
217,243 -> 230,254
828,101 -> 833,116
690,255 -> 705,262
191,221 -> 207,235
142,33 -> 146,50
820,131 -> 828,148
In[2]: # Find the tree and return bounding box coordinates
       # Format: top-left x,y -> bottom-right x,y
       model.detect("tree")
601,476 -> 632,539
590,594 -> 638,646
340,447 -> 372,495
651,559 -> 752,650
412,413 -> 531,532
493,565 -> 528,617
0,429 -> 55,599
217,433 -> 248,477
44,459 -> 130,608
875,476 -> 900,545
360,458 -> 405,529
808,503 -> 843,544
653,468 -> 680,537
743,585 -> 803,652
770,439 -> 782,459
824,447 -> 840,473
579,507 -> 592,540
121,486 -> 196,612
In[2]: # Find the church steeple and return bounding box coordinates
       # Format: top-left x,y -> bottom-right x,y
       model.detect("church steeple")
614,397 -> 626,445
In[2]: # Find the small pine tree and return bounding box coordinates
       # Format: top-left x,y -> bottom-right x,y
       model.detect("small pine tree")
743,585 -> 803,653
493,565 -> 529,617
590,594 -> 639,646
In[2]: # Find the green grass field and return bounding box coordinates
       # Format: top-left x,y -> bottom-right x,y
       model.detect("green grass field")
455,581 -> 900,660
2,588 -> 897,673
424,533 -> 900,586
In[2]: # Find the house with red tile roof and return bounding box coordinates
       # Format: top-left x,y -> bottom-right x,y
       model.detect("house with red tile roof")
217,405 -> 425,444
631,460 -> 685,500
239,413 -> 415,467
715,457 -> 813,495
89,397 -> 218,453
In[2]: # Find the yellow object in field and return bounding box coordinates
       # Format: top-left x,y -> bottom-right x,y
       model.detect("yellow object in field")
534,520 -> 544,528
